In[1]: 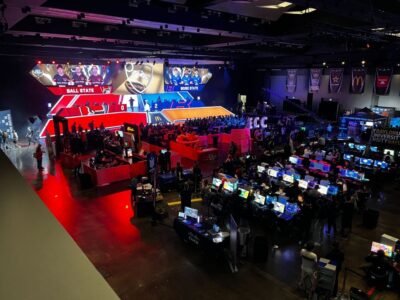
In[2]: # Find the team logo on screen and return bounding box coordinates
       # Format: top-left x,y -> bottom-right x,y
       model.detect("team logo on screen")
124,62 -> 153,94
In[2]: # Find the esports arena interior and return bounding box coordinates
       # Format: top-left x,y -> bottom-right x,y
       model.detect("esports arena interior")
2,1 -> 400,299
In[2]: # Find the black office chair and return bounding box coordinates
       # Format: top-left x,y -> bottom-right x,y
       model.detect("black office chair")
367,265 -> 389,290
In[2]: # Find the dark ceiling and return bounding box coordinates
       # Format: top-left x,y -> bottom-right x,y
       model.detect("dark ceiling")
1,0 -> 400,67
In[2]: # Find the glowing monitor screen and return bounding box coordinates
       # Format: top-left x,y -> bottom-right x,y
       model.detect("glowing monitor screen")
254,193 -> 266,205
374,160 -> 388,169
273,202 -> 285,214
360,158 -> 373,166
266,195 -> 277,204
370,146 -> 378,152
298,179 -> 308,189
328,185 -> 339,196
371,242 -> 393,257
283,174 -> 294,184
212,177 -> 222,188
257,165 -> 266,173
164,65 -> 212,92
390,117 -> 400,127
384,149 -> 395,156
289,156 -> 298,164
285,203 -> 299,215
318,185 -> 328,195
267,168 -> 279,178
238,188 -> 250,199
184,207 -> 199,219
223,181 -> 236,192
343,154 -> 353,161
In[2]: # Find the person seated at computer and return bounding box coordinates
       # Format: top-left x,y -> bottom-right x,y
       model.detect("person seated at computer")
365,250 -> 394,289
286,181 -> 302,203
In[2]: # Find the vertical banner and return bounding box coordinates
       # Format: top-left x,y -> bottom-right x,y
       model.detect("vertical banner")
375,67 -> 392,95
286,69 -> 297,93
309,68 -> 322,93
329,68 -> 344,93
351,68 -> 366,94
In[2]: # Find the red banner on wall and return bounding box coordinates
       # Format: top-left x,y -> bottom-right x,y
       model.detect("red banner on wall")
375,68 -> 392,95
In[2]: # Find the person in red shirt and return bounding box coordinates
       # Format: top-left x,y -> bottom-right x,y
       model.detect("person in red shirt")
34,144 -> 45,171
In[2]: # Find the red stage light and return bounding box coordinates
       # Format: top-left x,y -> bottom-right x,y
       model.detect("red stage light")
107,60 -> 111,64
37,60 -> 42,64
52,60 -> 56,64
125,205 -> 129,209
116,60 -> 120,64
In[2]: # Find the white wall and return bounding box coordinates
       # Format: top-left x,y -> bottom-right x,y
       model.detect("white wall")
268,71 -> 400,112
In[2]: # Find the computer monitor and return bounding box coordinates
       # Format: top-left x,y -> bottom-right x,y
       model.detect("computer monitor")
289,156 -> 298,164
318,185 -> 328,195
374,160 -> 388,169
343,154 -> 353,161
355,144 -> 366,151
278,195 -> 288,205
257,165 -> 266,173
293,173 -> 301,180
321,164 -> 331,172
267,168 -> 279,178
238,188 -> 249,199
273,202 -> 285,214
161,149 -> 167,154
223,181 -> 236,192
285,202 -> 299,215
283,174 -> 294,184
304,175 -> 314,182
254,193 -> 266,205
308,181 -> 317,189
298,179 -> 308,189
328,185 -> 339,196
348,143 -> 355,149
390,117 -> 400,127
212,177 -> 222,188
184,207 -> 199,219
360,158 -> 373,166
370,146 -> 378,152
339,169 -> 348,177
266,195 -> 277,204
320,180 -> 330,187
384,149 -> 395,156
371,241 -> 393,257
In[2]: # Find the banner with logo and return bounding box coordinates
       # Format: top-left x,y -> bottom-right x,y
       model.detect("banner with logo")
329,68 -> 344,93
286,69 -> 297,93
351,68 -> 366,94
370,128 -> 400,149
375,67 -> 392,95
309,68 -> 322,93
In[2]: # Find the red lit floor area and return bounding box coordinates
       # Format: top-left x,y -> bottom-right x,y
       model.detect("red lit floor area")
4,145 -> 400,300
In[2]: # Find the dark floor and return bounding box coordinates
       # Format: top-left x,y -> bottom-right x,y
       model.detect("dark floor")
3,142 -> 400,299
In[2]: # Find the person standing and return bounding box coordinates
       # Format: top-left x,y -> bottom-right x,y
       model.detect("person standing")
165,148 -> 171,172
12,130 -> 18,148
299,242 -> 318,290
26,127 -> 33,146
2,130 -> 8,149
180,181 -> 192,211
34,144 -> 45,171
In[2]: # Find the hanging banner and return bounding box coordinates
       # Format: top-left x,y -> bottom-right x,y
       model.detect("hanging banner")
329,68 -> 344,93
309,68 -> 322,93
370,128 -> 400,149
351,68 -> 366,94
375,67 -> 392,95
286,69 -> 297,93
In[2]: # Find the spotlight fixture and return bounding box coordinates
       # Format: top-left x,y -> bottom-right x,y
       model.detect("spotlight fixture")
116,60 -> 120,64
361,60 -> 366,65
107,60 -> 111,64
341,61 -> 345,65
322,62 -> 326,66
37,60 -> 42,64
51,60 -> 56,64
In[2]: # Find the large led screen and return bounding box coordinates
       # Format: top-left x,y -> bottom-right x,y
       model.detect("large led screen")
164,65 -> 212,92
30,63 -> 113,86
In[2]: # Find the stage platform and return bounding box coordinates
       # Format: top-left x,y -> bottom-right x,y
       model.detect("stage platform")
161,106 -> 233,123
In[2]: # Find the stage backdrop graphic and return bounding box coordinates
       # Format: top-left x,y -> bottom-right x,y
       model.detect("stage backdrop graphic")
30,63 -> 113,95
164,65 -> 212,92
113,62 -> 164,95
286,69 -> 297,93
329,68 -> 344,93
0,109 -> 14,137
351,68 -> 366,94
370,127 -> 400,149
374,67 -> 392,95
309,68 -> 322,93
